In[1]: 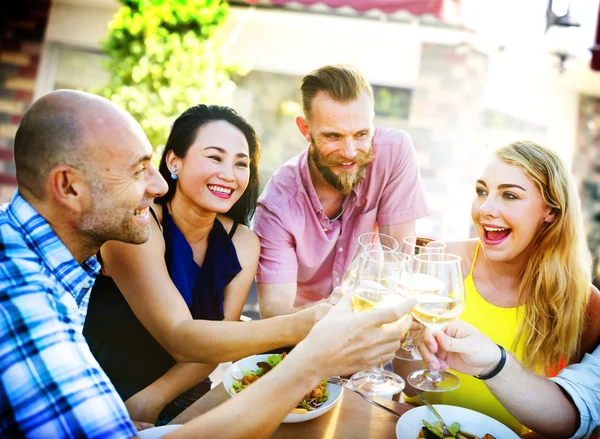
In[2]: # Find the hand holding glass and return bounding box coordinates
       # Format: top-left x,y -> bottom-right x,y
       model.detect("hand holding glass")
407,253 -> 465,392
347,248 -> 411,396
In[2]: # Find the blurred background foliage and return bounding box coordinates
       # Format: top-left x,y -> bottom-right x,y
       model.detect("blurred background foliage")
98,0 -> 244,150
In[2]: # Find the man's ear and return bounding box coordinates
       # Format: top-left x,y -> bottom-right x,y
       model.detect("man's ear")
47,165 -> 89,213
295,116 -> 311,143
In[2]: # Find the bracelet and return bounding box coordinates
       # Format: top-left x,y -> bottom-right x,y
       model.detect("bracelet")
474,344 -> 506,381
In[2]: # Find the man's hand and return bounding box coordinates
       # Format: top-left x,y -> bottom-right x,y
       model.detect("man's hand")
419,320 -> 502,376
285,287 -> 349,340
300,291 -> 416,378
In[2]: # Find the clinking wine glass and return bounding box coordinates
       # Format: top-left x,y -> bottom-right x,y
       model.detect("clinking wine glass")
396,237 -> 446,361
341,233 -> 400,294
348,248 -> 411,396
407,253 -> 465,392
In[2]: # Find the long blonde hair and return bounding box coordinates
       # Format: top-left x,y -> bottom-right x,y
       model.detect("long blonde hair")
494,141 -> 591,373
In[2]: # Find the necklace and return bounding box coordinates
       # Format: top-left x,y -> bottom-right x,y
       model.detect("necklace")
329,194 -> 353,223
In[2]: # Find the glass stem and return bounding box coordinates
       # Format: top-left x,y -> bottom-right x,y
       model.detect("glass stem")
401,330 -> 415,351
427,370 -> 443,383
370,364 -> 387,385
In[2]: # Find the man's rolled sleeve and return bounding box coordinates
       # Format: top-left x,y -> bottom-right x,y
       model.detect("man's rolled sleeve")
376,131 -> 429,226
551,349 -> 600,439
253,203 -> 298,284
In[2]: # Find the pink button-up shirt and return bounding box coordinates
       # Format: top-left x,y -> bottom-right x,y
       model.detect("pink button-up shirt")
253,127 -> 429,306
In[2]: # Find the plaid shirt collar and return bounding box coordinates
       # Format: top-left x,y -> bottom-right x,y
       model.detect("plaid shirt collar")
7,192 -> 100,307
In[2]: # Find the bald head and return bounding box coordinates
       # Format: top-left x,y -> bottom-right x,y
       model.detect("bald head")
14,90 -> 146,199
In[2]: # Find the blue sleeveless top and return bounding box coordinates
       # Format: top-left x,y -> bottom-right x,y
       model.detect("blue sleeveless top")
163,207 -> 242,320
83,207 -> 242,417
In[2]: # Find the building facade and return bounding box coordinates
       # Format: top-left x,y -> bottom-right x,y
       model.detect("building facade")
2,0 -> 600,245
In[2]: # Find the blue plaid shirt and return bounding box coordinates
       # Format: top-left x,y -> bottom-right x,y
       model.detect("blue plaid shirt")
0,192 -> 137,438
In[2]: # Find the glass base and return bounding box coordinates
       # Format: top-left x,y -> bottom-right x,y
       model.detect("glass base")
407,369 -> 460,392
349,369 -> 405,396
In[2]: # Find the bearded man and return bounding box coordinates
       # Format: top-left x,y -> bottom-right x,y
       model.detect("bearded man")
254,64 -> 429,317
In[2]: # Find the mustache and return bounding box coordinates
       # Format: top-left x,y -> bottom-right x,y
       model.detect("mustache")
316,149 -> 374,168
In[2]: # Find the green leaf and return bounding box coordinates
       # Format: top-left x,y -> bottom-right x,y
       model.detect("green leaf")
94,0 -> 244,150
267,354 -> 284,368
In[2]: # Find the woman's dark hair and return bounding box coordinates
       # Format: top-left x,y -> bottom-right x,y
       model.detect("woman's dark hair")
157,105 -> 260,226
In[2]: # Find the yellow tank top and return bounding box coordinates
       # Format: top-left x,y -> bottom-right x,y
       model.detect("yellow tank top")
406,243 -> 528,434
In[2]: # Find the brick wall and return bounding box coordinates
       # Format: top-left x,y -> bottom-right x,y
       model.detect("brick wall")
0,0 -> 50,202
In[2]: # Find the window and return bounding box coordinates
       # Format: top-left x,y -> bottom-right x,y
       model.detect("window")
35,43 -> 108,98
54,46 -> 109,90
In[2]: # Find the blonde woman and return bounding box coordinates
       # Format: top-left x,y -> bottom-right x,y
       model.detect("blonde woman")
411,140 -> 600,434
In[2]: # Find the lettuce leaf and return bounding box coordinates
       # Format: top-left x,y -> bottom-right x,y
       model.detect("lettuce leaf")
267,354 -> 283,368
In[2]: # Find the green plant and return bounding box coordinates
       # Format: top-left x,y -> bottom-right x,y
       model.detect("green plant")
99,0 -> 243,149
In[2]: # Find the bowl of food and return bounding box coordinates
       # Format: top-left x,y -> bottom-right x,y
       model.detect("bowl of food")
396,405 -> 519,439
223,353 -> 343,423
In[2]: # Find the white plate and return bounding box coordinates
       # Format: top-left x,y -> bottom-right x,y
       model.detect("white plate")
222,354 -> 343,423
138,424 -> 183,439
396,404 -> 519,439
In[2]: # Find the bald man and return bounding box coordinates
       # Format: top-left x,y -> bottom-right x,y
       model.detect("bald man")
1,90 -> 168,438
0,90 -> 417,438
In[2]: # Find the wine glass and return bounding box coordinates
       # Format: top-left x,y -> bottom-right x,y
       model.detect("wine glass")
396,237 -> 446,361
341,233 -> 399,294
347,248 -> 411,396
407,253 -> 465,392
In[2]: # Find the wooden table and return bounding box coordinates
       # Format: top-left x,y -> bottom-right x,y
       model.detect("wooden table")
169,384 -> 550,439
169,383 -> 413,438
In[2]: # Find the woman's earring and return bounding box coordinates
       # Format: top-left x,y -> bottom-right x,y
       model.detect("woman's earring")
170,168 -> 178,180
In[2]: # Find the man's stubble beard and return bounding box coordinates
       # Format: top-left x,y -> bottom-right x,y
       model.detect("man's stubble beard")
79,177 -> 150,247
309,141 -> 374,195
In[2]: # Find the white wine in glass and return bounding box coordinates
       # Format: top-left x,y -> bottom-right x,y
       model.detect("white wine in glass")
396,237 -> 446,361
352,280 -> 406,311
348,248 -> 411,396
407,253 -> 465,392
412,293 -> 465,334
341,233 -> 399,294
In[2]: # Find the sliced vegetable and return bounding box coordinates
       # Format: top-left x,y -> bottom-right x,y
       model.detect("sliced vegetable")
256,361 -> 272,373
449,422 -> 461,436
417,419 -> 490,439
421,428 -> 442,439
422,420 -> 443,438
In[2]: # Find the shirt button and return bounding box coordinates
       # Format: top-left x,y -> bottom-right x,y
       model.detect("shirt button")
82,282 -> 90,288
323,228 -> 328,232
338,247 -> 343,252
335,277 -> 340,283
